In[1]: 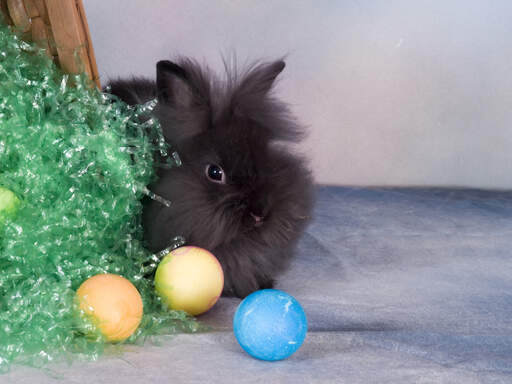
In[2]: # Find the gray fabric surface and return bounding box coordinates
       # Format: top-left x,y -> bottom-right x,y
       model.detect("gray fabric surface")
2,186 -> 511,383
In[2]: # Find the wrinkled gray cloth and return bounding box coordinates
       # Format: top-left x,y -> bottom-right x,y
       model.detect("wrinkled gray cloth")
2,186 -> 511,383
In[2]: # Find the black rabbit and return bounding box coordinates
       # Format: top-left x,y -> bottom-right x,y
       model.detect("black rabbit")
107,58 -> 314,298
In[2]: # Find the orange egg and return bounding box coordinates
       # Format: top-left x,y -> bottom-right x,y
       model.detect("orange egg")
76,274 -> 143,342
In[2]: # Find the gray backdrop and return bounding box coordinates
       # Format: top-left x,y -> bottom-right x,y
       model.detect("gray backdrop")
84,0 -> 512,189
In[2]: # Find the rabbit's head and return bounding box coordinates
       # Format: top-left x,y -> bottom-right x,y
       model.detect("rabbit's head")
143,59 -> 314,262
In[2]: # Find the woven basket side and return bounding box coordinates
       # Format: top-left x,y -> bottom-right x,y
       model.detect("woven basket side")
1,0 -> 100,88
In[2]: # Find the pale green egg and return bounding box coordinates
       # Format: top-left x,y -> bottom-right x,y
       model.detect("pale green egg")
0,186 -> 20,225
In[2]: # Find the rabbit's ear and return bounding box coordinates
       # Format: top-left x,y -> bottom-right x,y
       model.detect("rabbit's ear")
237,60 -> 286,96
156,60 -> 198,108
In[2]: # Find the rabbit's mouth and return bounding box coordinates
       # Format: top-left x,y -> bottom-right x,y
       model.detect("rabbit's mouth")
250,212 -> 264,226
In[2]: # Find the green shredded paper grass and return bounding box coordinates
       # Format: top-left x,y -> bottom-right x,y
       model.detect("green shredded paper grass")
0,21 -> 199,370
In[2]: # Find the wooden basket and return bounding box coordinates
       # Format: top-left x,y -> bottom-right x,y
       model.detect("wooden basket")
0,0 -> 100,88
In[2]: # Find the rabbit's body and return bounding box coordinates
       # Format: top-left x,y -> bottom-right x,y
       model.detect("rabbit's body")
108,59 -> 314,298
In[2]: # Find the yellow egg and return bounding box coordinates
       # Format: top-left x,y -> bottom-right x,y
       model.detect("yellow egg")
76,274 -> 143,342
154,246 -> 224,316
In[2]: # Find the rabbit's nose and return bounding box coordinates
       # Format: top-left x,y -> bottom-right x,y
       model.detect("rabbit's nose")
250,212 -> 264,222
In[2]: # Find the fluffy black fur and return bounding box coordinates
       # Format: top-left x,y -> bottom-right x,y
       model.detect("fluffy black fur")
107,58 -> 314,298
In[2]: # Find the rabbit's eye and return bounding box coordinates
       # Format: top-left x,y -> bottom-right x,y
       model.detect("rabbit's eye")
205,164 -> 226,184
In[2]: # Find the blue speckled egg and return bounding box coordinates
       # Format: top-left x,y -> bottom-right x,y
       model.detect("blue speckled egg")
233,289 -> 307,361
